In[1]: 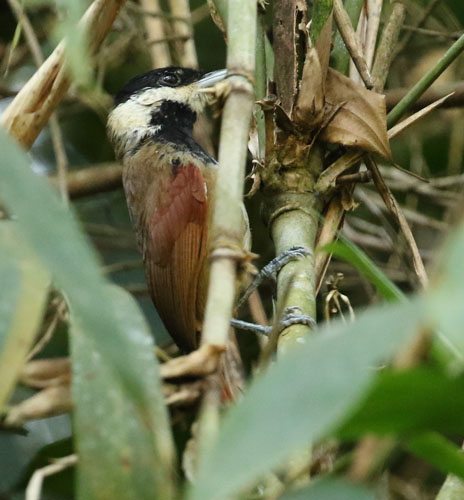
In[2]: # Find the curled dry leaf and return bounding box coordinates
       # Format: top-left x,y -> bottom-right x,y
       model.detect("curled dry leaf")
294,13 -> 333,128
294,47 -> 325,128
320,69 -> 391,158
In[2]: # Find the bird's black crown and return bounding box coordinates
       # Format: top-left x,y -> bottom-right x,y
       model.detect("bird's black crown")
114,67 -> 204,106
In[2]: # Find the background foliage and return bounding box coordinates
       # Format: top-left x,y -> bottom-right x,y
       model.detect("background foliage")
1,0 -> 464,499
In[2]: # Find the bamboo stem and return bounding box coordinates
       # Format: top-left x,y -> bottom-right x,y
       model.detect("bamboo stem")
140,0 -> 171,67
333,0 -> 373,88
168,0 -> 197,67
201,0 -> 257,348
387,33 -> 464,128
371,2 -> 406,93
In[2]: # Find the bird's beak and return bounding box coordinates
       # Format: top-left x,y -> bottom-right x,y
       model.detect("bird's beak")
197,69 -> 228,88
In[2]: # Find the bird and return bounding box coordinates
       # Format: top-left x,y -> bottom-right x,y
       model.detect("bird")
107,67 -> 250,392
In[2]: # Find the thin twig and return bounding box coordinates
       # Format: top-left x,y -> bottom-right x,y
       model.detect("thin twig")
386,82 -> 464,111
126,1 -> 188,22
168,0 -> 197,67
402,24 -> 463,40
333,0 -> 373,89
371,2 -> 406,93
147,34 -> 191,45
48,163 -> 122,198
364,0 -> 382,70
140,0 -> 171,67
394,0 -> 441,58
365,157 -> 428,288
387,32 -> 464,128
26,455 -> 78,500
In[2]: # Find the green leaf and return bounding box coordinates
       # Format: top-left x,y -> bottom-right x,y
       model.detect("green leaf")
338,368 -> 464,437
54,0 -> 93,87
0,223 -> 49,411
427,221 -> 464,364
407,433 -> 464,480
279,478 -> 376,500
72,286 -> 174,499
0,128 -> 174,498
322,240 -> 404,302
190,301 -> 421,500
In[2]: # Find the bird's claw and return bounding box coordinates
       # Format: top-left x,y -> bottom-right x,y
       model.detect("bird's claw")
231,307 -> 316,337
237,246 -> 311,309
260,246 -> 312,281
279,306 -> 316,330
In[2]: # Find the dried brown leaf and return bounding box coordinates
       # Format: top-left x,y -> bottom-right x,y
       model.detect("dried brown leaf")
294,47 -> 325,127
321,69 -> 391,158
294,13 -> 333,128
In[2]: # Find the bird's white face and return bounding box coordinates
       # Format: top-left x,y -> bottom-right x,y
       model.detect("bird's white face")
107,68 -> 227,159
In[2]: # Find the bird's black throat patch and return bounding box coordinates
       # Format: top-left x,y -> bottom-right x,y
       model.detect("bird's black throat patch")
150,100 -> 197,135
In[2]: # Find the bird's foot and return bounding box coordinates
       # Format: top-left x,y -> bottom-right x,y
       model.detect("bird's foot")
236,246 -> 312,309
279,306 -> 316,330
231,307 -> 316,337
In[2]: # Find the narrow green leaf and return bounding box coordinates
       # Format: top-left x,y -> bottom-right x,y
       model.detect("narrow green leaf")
72,286 -> 174,500
0,223 -> 49,410
322,240 -> 405,302
407,433 -> 464,480
338,368 -> 464,437
280,478 -> 376,500
54,0 -> 92,87
190,301 -> 421,500
0,129 -> 175,498
427,220 -> 464,363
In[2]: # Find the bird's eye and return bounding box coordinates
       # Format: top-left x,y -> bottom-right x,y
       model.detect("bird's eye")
160,74 -> 181,86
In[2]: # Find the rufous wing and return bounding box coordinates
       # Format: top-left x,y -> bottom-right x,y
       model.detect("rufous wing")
143,164 -> 209,351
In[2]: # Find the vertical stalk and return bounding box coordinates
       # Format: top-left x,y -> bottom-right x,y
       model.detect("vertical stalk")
201,1 -> 257,348
255,15 -> 267,159
168,0 -> 197,67
331,0 -> 364,74
264,0 -> 332,354
140,0 -> 171,67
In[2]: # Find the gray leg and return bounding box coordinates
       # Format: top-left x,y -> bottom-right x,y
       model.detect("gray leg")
236,246 -> 312,309
231,307 -> 316,337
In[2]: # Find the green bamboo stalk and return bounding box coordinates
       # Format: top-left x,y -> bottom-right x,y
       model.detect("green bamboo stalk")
371,1 -> 406,93
201,2 -> 257,347
264,0 -> 333,353
330,0 -> 364,74
387,32 -> 464,128
255,15 -> 267,159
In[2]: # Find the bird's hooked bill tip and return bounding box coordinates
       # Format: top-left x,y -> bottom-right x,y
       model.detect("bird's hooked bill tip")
197,69 -> 228,88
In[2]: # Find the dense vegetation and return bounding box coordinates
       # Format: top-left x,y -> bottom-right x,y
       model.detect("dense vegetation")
1,0 -> 464,499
